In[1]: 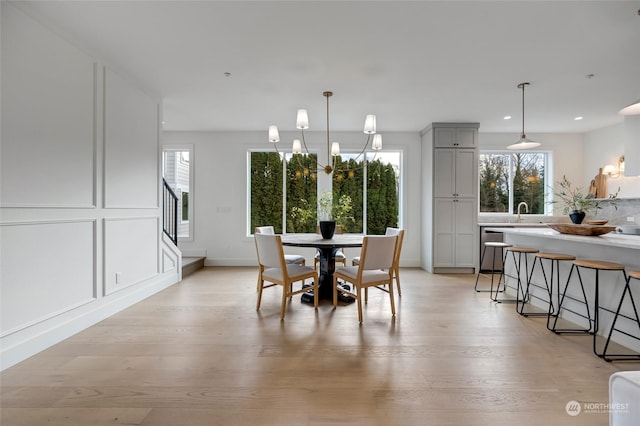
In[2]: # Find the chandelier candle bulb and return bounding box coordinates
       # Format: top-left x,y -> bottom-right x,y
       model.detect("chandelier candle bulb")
331,142 -> 340,156
372,134 -> 382,150
268,125 -> 279,143
292,139 -> 302,154
296,109 -> 309,129
363,114 -> 377,134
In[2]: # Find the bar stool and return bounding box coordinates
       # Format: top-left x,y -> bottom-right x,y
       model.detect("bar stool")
551,259 -> 628,358
601,270 -> 640,361
475,242 -> 512,294
492,246 -> 539,304
517,252 -> 576,320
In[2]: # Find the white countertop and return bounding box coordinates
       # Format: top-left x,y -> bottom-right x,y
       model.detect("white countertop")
478,222 -> 548,227
485,226 -> 640,250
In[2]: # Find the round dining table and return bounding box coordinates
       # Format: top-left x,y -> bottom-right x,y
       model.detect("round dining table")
280,233 -> 364,302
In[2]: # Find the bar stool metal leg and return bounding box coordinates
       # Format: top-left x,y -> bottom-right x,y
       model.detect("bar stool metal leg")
602,271 -> 640,362
549,264 -> 592,334
475,242 -> 511,294
517,256 -> 549,316
493,247 -> 538,304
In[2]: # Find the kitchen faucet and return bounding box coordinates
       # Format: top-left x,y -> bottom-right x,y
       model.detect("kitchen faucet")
517,202 -> 529,223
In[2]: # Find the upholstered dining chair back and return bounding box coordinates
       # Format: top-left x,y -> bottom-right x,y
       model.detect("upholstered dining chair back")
359,235 -> 397,272
255,225 -> 275,235
254,233 -> 284,268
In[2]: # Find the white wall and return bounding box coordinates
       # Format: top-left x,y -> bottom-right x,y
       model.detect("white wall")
583,121 -> 640,198
163,130 -> 423,267
0,3 -> 180,370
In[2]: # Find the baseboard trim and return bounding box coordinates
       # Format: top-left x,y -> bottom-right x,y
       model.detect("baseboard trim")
0,271 -> 180,371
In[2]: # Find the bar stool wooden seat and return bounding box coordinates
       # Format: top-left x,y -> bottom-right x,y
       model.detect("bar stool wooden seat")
551,259 -> 629,358
518,252 -> 576,320
492,246 -> 539,304
475,242 -> 512,294
601,270 -> 640,361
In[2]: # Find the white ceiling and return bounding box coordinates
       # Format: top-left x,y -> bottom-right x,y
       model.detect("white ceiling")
14,0 -> 640,134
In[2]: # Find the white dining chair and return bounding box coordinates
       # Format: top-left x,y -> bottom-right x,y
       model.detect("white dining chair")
254,233 -> 318,320
333,235 -> 398,323
352,227 -> 404,295
255,226 -> 306,291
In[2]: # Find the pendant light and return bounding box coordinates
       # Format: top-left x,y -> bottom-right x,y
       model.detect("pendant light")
618,98 -> 640,115
507,82 -> 541,150
268,91 -> 382,175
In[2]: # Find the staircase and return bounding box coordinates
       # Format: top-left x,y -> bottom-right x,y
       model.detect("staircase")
182,256 -> 205,278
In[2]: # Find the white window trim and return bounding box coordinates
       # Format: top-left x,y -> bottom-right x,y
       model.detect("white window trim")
162,144 -> 194,242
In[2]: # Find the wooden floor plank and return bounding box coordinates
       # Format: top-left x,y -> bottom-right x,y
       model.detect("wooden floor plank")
1,266 -> 638,425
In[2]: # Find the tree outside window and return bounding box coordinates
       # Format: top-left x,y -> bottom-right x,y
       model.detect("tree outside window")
249,151 -> 401,235
479,152 -> 547,214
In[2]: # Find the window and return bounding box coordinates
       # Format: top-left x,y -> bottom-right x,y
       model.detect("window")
181,192 -> 189,221
162,145 -> 193,240
249,150 -> 401,235
479,151 -> 548,215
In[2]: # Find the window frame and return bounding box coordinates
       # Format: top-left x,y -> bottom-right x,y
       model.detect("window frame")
478,149 -> 553,216
162,144 -> 194,241
247,148 -> 403,235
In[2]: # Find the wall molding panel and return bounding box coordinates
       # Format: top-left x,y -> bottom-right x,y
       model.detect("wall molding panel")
0,4 -> 96,209
0,3 -> 180,371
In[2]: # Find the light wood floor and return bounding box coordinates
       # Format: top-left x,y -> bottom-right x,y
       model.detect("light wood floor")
2,267 -> 639,425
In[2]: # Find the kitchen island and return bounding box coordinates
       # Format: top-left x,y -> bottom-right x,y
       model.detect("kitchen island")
485,226 -> 640,354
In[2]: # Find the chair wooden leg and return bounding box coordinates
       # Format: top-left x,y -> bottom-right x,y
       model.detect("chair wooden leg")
356,285 -> 364,323
389,281 -> 396,317
333,276 -> 338,309
256,280 -> 264,310
394,267 -> 401,296
280,285 -> 287,320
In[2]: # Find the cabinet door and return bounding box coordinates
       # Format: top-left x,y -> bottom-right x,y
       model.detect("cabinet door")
434,127 -> 456,148
434,127 -> 476,148
455,149 -> 477,198
433,198 -> 455,267
434,149 -> 455,197
455,128 -> 476,148
454,198 -> 477,267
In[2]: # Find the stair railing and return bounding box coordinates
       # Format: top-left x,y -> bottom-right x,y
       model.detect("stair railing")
163,178 -> 179,246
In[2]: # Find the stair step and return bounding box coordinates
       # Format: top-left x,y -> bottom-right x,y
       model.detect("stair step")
182,256 -> 205,278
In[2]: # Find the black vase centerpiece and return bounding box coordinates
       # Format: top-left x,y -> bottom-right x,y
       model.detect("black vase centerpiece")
569,210 -> 586,224
319,221 -> 336,239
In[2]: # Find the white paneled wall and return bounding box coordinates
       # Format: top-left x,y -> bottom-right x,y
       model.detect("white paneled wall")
104,217 -> 159,295
104,68 -> 159,208
1,4 -> 96,207
0,221 -> 96,333
0,3 -> 180,370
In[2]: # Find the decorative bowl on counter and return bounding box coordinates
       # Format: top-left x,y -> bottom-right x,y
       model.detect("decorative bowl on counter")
546,223 -> 616,236
586,219 -> 609,225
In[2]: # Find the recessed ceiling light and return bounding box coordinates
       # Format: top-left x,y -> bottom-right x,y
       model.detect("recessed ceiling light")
574,116 -> 583,121
503,115 -> 512,120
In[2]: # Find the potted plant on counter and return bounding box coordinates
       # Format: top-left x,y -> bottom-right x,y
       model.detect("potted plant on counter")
551,175 -> 618,224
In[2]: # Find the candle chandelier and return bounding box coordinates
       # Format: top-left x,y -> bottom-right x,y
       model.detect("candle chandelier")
268,91 -> 382,175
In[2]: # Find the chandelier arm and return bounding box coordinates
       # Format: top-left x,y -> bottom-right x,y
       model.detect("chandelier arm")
300,128 -> 327,171
350,132 -> 373,163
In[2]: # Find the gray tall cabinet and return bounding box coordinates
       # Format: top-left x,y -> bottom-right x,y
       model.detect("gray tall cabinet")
421,123 -> 479,273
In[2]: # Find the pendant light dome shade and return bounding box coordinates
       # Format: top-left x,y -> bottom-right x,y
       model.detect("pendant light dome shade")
619,98 -> 640,115
507,82 -> 540,150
